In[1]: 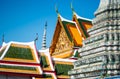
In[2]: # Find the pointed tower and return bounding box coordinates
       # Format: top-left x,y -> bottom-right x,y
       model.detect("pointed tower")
69,0 -> 120,78
95,0 -> 120,15
41,22 -> 47,50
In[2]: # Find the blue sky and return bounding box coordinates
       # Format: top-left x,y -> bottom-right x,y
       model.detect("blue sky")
0,0 -> 100,49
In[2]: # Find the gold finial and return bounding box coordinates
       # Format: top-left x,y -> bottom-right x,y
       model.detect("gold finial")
55,5 -> 58,14
71,3 -> 74,11
55,4 -> 59,14
55,4 -> 60,17
71,3 -> 75,14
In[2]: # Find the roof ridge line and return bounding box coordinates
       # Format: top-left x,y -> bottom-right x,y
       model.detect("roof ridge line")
59,15 -> 76,24
74,12 -> 93,21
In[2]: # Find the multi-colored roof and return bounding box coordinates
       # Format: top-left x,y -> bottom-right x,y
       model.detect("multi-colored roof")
61,16 -> 83,47
49,14 -> 82,58
0,41 -> 42,78
39,49 -> 54,71
73,12 -> 92,38
50,12 -> 92,58
0,41 -> 76,79
0,8 -> 93,79
39,48 -> 76,79
54,58 -> 75,79
39,49 -> 57,79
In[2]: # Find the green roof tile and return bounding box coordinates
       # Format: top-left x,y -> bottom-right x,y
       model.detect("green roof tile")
55,64 -> 73,75
0,64 -> 36,71
41,56 -> 49,68
42,74 -> 52,78
5,46 -> 33,60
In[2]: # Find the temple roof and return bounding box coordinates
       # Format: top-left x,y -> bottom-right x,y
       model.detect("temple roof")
39,48 -> 75,79
49,13 -> 91,58
53,56 -> 75,78
73,12 -> 92,38
75,12 -> 92,22
39,48 -> 54,71
60,15 -> 84,46
0,41 -> 42,77
50,14 -> 83,48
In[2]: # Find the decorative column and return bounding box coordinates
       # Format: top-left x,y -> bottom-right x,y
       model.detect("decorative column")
104,34 -> 107,41
114,33 -> 117,41
109,33 -> 113,41
107,53 -> 114,75
114,54 -> 120,75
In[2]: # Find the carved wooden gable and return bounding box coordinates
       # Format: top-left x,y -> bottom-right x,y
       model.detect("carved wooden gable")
52,27 -> 72,56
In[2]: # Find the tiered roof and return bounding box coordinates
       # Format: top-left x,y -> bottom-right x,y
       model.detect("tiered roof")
50,12 -> 92,58
39,49 -> 57,79
0,41 -> 42,78
0,6 -> 93,79
39,48 -> 76,79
